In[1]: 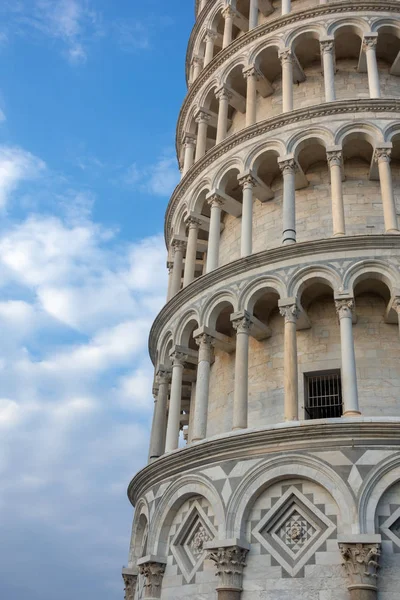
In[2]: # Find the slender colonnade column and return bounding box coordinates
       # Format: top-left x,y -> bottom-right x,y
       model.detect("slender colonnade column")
192,334 -> 213,441
282,0 -> 291,16
169,240 -> 185,297
165,351 -> 186,451
206,195 -> 224,272
393,298 -> 400,335
166,261 -> 173,302
148,368 -> 170,461
363,34 -> 381,99
238,174 -> 255,257
279,303 -> 299,421
183,216 -> 201,287
327,149 -> 345,237
374,147 -> 399,233
243,66 -> 258,127
203,30 -> 218,67
195,111 -> 210,162
320,38 -> 336,102
191,56 -> 203,82
216,86 -> 232,144
182,134 -> 196,176
249,0 -> 259,29
231,312 -> 252,430
222,6 -> 235,49
278,157 -> 297,245
335,299 -> 360,416
279,49 -> 293,113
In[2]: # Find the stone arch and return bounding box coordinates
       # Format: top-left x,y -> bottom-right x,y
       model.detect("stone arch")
249,37 -> 284,67
239,276 -> 286,313
198,77 -> 220,109
328,17 -> 369,38
359,453 -> 400,534
191,180 -> 212,214
288,127 -> 334,157
371,17 -> 400,37
157,330 -> 174,368
335,122 -> 384,148
220,54 -> 248,84
175,310 -> 201,348
245,139 -> 286,172
286,23 -> 326,53
150,475 -> 226,556
383,121 -> 400,143
212,157 -> 244,190
343,260 -> 399,296
130,498 -> 150,563
288,264 -> 342,300
202,289 -> 238,330
227,454 -> 357,539
171,203 -> 189,238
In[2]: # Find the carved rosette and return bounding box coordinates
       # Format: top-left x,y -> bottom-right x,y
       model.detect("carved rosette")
374,147 -> 391,164
335,299 -> 355,320
195,333 -> 214,363
122,573 -> 137,600
139,562 -> 166,599
279,304 -> 300,324
209,546 -> 249,591
326,150 -> 342,168
339,543 -> 381,592
232,312 -> 252,335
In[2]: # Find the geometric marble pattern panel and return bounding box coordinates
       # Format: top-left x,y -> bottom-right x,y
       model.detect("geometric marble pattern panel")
170,500 -> 218,583
253,486 -> 336,576
381,506 -> 400,551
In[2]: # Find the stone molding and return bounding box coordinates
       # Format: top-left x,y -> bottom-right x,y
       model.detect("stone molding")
127,418 -> 400,506
184,1 -> 400,95
167,99 -> 400,244
149,235 -> 400,363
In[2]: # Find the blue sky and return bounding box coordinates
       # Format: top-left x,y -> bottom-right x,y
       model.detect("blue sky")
0,2 -> 193,599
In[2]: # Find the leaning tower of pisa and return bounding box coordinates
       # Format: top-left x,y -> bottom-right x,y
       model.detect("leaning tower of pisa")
123,1 -> 400,599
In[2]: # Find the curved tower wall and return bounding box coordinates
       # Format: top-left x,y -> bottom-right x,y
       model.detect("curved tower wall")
124,2 -> 400,600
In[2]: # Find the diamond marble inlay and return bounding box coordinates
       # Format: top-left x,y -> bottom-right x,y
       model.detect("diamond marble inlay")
253,486 -> 336,576
170,500 -> 217,583
381,506 -> 400,550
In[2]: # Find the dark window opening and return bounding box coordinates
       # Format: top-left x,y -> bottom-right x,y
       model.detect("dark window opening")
305,370 -> 343,419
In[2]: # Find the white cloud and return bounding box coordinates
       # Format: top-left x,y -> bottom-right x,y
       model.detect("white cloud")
0,146 -> 46,209
123,151 -> 180,197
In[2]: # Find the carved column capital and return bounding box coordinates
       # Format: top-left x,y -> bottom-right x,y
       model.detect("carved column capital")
363,35 -> 378,52
393,297 -> 400,314
222,5 -> 237,19
185,215 -> 202,229
215,85 -> 233,102
171,239 -> 186,254
232,311 -> 252,334
320,39 -> 335,55
339,542 -> 381,592
195,333 -> 214,362
183,133 -> 196,148
170,351 -> 188,366
238,172 -> 256,189
122,572 -> 137,600
191,55 -> 203,68
207,194 -> 225,210
279,303 -> 300,324
204,29 -> 219,43
279,48 -> 293,65
243,65 -> 258,80
138,561 -> 166,599
195,110 -> 211,125
374,147 -> 391,164
278,157 -> 297,176
335,298 -> 355,320
327,149 -> 342,168
156,367 -> 171,385
209,545 -> 249,591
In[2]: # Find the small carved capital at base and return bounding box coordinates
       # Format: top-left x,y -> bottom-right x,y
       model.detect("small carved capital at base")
121,569 -> 137,600
208,545 -> 249,591
338,539 -> 381,598
138,558 -> 166,599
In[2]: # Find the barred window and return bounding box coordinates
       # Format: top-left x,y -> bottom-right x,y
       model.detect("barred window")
304,370 -> 343,419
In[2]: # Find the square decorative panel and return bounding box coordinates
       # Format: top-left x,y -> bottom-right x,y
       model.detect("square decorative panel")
381,506 -> 400,550
170,500 -> 217,583
252,486 -> 336,576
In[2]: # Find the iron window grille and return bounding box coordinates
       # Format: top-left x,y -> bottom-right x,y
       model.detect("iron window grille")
304,370 -> 343,419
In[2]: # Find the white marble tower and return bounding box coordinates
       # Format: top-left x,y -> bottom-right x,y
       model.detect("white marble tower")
123,1 -> 400,599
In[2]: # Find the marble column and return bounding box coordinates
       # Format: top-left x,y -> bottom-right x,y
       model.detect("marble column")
243,66 -> 258,127
206,195 -> 224,272
192,333 -> 213,441
320,38 -> 336,102
282,0 -> 291,15
209,546 -> 249,600
279,304 -> 299,421
166,261 -> 173,302
138,561 -> 166,599
170,241 -> 185,297
279,49 -> 293,112
335,299 -> 360,417
191,55 -> 203,82
374,148 -> 399,233
232,312 -> 252,430
238,174 -> 255,257
183,216 -> 201,287
182,134 -> 196,176
327,149 -> 345,236
278,157 -> 297,245
216,86 -> 232,144
393,298 -> 400,335
222,6 -> 235,49
249,0 -> 259,29
204,30 -> 218,67
339,541 -> 381,600
165,352 -> 186,452
122,571 -> 137,600
363,35 -> 381,99
195,111 -> 210,161
148,368 -> 170,461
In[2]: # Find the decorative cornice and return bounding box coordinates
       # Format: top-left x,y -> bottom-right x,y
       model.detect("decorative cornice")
127,419 -> 400,506
182,1 -> 400,141
149,234 -> 400,364
167,99 -> 400,246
